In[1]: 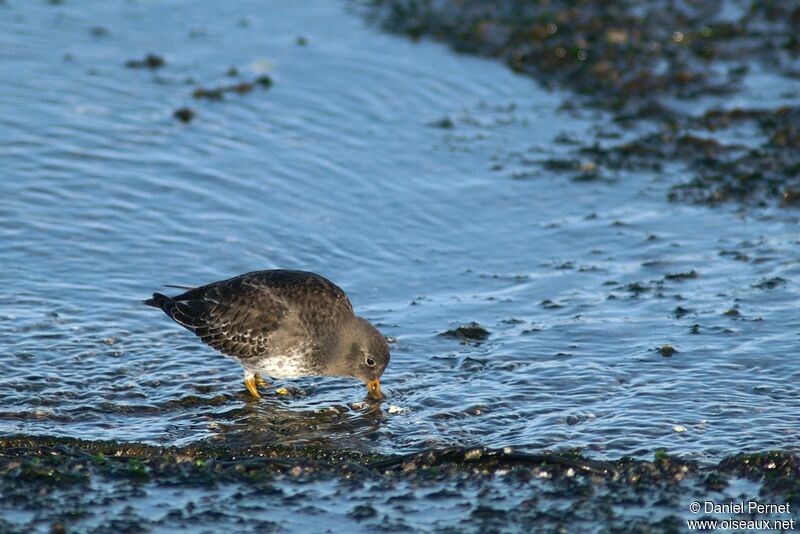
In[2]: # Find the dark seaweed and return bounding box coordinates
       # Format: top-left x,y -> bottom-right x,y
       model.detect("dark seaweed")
192,76 -> 272,100
2,436 -> 798,532
173,107 -> 196,123
124,53 -> 165,69
367,0 -> 800,206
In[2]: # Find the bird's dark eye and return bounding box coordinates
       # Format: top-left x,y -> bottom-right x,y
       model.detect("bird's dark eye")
365,357 -> 376,367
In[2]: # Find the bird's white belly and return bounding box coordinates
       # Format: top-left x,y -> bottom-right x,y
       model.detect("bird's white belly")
254,354 -> 309,379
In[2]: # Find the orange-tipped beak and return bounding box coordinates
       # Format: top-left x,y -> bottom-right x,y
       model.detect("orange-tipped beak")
366,379 -> 384,400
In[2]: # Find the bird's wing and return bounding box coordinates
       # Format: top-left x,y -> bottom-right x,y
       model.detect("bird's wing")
151,270 -> 354,362
244,270 -> 355,338
155,276 -> 290,362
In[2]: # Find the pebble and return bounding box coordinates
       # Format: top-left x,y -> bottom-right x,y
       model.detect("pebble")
464,449 -> 482,460
173,108 -> 195,123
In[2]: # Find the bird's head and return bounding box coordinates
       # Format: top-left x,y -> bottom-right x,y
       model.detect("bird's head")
347,317 -> 390,400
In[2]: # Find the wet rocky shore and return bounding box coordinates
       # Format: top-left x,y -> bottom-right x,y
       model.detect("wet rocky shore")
368,0 -> 800,206
2,436 -> 799,532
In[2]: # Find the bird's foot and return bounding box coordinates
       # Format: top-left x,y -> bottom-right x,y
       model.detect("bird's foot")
254,373 -> 269,388
243,370 -> 262,399
244,377 -> 261,398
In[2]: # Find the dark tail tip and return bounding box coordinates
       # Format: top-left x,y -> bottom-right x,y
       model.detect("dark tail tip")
143,292 -> 170,308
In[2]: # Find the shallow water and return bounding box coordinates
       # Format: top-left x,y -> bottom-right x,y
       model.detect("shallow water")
2,0 -> 799,465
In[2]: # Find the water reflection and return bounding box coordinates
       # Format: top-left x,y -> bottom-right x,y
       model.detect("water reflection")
208,399 -> 387,450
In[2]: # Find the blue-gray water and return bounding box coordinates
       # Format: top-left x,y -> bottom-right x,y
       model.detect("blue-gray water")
2,0 -> 799,466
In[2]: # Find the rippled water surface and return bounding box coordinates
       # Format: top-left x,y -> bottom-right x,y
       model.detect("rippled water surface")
2,0 -> 799,461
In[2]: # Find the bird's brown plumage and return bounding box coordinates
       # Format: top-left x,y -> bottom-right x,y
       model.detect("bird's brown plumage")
145,270 -> 354,370
144,269 -> 390,399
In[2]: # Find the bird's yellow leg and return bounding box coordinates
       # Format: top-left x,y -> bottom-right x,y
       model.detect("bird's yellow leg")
254,373 -> 268,388
243,370 -> 262,399
244,377 -> 261,398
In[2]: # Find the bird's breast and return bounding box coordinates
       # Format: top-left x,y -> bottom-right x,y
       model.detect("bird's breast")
253,348 -> 314,379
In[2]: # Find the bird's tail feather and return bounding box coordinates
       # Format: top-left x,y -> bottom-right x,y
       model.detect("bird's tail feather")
143,292 -> 209,332
143,292 -> 170,308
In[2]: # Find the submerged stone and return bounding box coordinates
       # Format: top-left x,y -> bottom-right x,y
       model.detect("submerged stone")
664,270 -> 699,281
173,107 -> 196,123
438,322 -> 490,342
192,76 -> 273,100
125,53 -> 165,69
657,344 -> 678,357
